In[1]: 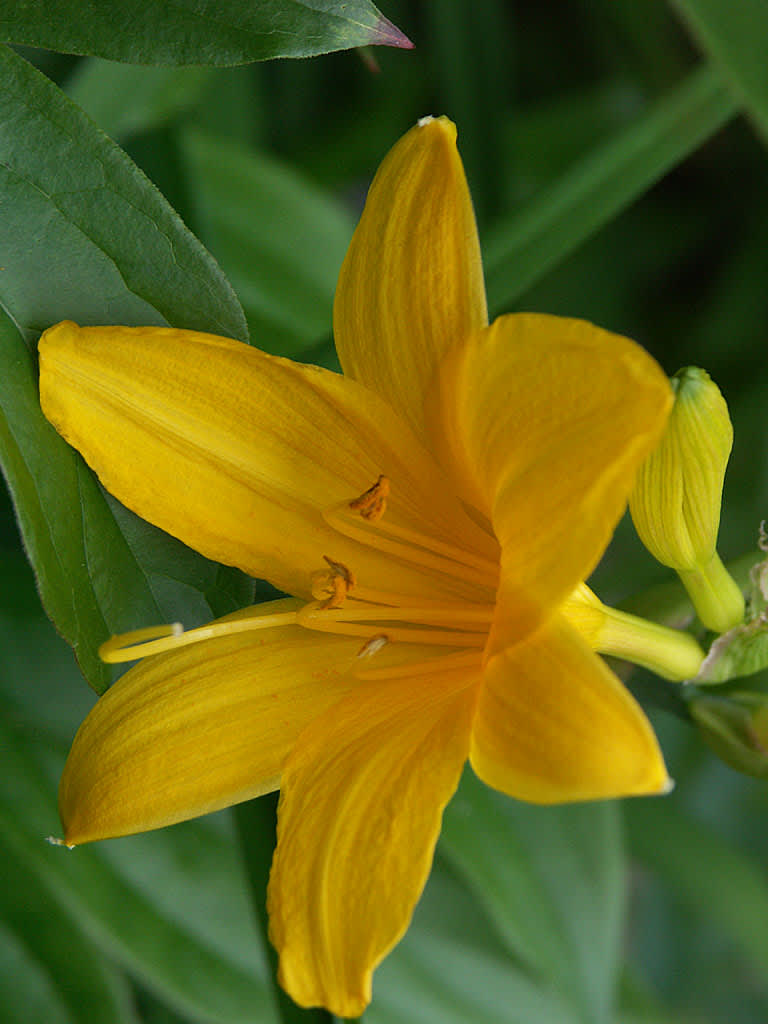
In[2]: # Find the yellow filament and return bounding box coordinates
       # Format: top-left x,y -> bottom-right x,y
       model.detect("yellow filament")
99,611 -> 298,664
354,650 -> 483,680
299,600 -> 492,630
323,505 -> 496,588
297,614 -> 486,647
352,583 -> 491,608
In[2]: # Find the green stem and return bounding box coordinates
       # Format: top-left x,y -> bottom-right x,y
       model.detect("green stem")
233,795 -> 336,1024
678,552 -> 745,634
620,551 -> 755,628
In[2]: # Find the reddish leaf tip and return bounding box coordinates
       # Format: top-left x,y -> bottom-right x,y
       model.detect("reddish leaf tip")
372,14 -> 414,50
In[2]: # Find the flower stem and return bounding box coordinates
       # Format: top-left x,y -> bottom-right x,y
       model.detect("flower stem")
678,551 -> 745,633
233,795 -> 337,1024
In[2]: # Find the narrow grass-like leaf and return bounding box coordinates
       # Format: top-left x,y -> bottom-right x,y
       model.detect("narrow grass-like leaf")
0,48 -> 253,692
440,770 -> 624,1024
626,800 -> 768,976
0,1 -> 411,65
484,65 -> 736,313
0,717 -> 276,1024
673,0 -> 768,141
368,865 -> 581,1024
181,129 -> 354,356
0,837 -> 138,1024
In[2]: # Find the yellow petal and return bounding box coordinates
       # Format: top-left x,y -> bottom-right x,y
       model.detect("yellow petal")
334,116 -> 487,443
39,321 -> 491,603
430,313 -> 673,639
470,613 -> 669,803
268,669 -> 477,1017
60,600 -> 362,845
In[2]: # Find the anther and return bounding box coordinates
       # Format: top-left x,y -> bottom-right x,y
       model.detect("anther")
357,634 -> 390,659
310,555 -> 356,609
349,474 -> 390,521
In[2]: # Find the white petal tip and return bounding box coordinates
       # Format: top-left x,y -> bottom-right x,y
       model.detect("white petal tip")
46,836 -> 76,850
417,115 -> 435,127
660,776 -> 676,795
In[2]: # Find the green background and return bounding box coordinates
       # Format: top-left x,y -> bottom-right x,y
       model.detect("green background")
2,1 -> 768,1021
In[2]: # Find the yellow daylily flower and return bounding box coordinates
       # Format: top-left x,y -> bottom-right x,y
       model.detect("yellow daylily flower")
39,116 -> 674,1018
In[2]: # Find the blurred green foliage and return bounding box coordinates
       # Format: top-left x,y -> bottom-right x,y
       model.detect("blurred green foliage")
2,1 -> 768,1022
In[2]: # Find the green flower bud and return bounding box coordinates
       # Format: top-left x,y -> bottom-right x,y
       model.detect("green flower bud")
630,367 -> 744,633
690,692 -> 768,778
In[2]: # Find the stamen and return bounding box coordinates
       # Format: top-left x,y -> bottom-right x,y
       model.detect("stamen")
349,474 -> 389,521
296,607 -> 486,648
301,600 -> 492,629
324,505 -> 496,588
357,634 -> 390,658
351,583 -> 492,610
310,555 -> 356,608
99,609 -> 298,664
355,649 -> 482,680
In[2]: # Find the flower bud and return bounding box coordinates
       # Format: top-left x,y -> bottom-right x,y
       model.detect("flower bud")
690,692 -> 768,778
629,367 -> 743,633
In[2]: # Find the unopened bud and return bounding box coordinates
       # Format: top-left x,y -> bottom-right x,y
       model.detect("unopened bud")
629,367 -> 743,633
690,692 -> 768,778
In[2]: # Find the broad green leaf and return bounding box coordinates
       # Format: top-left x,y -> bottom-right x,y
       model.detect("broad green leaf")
626,800 -> 768,977
0,47 -> 246,341
67,59 -> 213,142
0,1 -> 411,65
484,65 -> 736,313
181,129 -> 354,357
673,0 -> 768,141
0,716 -> 276,1024
0,838 -> 138,1024
440,770 -> 624,1024
0,48 -> 254,692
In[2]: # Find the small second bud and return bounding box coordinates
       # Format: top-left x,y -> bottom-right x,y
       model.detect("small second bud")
630,367 -> 743,633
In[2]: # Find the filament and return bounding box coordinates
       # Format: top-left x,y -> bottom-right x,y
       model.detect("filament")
323,505 -> 495,588
100,610 -> 298,663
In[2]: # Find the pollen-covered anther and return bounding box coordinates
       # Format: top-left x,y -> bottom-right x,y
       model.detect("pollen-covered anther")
348,474 -> 390,521
310,555 -> 357,609
357,634 -> 390,659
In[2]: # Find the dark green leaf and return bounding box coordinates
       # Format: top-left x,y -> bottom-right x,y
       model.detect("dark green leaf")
673,0 -> 768,142
0,48 -> 253,692
0,1 -> 411,65
0,47 -> 247,341
181,129 -> 354,357
440,771 -> 624,1024
484,65 -> 736,313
